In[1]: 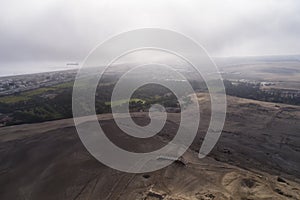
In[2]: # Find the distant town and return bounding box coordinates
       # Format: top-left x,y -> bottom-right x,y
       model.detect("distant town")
0,70 -> 77,96
0,68 -> 299,101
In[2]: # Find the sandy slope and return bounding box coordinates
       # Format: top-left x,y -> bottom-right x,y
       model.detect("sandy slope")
0,95 -> 299,199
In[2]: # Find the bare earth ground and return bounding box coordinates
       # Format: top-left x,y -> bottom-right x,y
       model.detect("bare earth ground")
0,94 -> 300,200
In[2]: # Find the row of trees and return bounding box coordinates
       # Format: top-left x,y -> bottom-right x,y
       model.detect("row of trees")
224,80 -> 300,105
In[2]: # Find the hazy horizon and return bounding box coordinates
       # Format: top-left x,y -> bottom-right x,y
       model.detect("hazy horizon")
1,53 -> 300,77
1,0 -> 300,76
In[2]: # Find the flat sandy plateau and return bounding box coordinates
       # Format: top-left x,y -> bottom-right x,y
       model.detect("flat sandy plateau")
0,94 -> 299,200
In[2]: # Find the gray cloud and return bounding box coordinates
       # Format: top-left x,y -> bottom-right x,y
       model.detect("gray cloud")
1,0 -> 300,74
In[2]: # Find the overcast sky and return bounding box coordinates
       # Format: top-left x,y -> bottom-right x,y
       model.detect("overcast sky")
1,0 -> 300,75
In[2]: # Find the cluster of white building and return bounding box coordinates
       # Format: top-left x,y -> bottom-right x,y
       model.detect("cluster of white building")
0,70 -> 76,96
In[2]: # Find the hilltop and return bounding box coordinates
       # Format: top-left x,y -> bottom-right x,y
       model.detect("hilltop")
0,94 -> 299,199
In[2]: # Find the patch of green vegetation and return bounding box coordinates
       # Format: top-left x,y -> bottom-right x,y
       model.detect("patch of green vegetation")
52,81 -> 74,89
105,98 -> 145,107
0,87 -> 55,104
0,82 -> 183,126
23,87 -> 55,96
0,81 -> 74,104
0,95 -> 31,104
